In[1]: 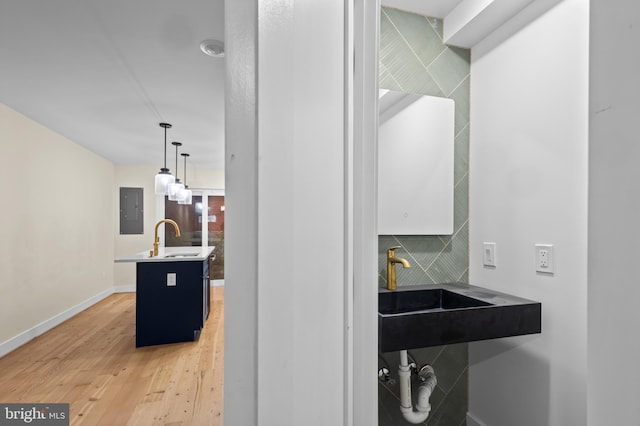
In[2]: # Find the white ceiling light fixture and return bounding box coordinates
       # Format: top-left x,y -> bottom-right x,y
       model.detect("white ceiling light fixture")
199,39 -> 225,58
167,141 -> 185,201
154,123 -> 175,195
178,153 -> 193,205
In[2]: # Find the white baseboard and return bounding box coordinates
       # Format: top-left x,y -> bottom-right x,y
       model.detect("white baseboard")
467,412 -> 489,426
0,288 -> 114,358
211,279 -> 224,287
114,284 -> 136,293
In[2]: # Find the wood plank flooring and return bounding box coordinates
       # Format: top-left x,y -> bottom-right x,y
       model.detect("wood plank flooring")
0,287 -> 224,425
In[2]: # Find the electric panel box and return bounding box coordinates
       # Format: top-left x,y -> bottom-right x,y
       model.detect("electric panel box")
120,187 -> 144,234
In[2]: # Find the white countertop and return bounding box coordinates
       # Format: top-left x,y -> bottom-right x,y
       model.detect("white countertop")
115,246 -> 216,263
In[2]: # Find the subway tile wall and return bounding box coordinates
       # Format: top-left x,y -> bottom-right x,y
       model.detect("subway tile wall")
378,8 -> 470,426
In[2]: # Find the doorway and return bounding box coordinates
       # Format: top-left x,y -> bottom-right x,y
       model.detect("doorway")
162,189 -> 225,285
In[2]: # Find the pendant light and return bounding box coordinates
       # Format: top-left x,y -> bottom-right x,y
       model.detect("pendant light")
154,123 -> 175,194
178,153 -> 193,205
167,141 -> 185,201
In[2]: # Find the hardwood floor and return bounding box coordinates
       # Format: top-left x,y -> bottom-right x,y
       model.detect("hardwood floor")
0,287 -> 224,425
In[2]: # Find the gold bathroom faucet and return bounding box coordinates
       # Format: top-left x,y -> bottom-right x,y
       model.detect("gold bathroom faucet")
387,246 -> 410,291
151,219 -> 181,256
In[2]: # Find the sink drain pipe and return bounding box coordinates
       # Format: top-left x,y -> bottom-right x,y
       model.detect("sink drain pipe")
398,350 -> 437,424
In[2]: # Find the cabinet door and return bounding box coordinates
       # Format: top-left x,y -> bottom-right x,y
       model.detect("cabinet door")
202,259 -> 210,325
136,261 -> 203,347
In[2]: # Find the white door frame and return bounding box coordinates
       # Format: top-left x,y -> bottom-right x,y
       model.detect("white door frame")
154,188 -> 225,248
224,1 -> 379,424
350,1 -> 380,424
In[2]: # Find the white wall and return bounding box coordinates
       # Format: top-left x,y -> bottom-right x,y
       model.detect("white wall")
113,164 -> 224,288
225,0 -> 348,424
224,0 -> 259,423
257,1 -> 345,423
468,0 -> 589,425
113,165 -> 160,288
0,103 -> 114,349
588,1 -> 640,424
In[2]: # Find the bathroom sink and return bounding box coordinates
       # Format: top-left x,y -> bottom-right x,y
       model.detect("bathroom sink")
164,252 -> 200,258
378,283 -> 541,352
379,288 -> 491,314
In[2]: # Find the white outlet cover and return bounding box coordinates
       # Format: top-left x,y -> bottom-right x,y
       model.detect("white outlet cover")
167,272 -> 177,286
535,244 -> 554,274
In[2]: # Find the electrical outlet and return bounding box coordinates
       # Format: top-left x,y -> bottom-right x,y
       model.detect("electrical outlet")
167,273 -> 177,286
535,244 -> 554,274
483,242 -> 496,267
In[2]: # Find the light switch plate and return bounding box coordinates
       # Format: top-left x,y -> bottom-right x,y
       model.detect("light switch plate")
167,273 -> 177,286
483,242 -> 497,267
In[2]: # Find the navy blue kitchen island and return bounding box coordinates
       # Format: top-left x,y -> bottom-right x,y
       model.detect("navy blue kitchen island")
116,246 -> 215,347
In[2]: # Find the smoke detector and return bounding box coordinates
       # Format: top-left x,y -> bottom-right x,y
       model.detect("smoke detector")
199,39 -> 225,58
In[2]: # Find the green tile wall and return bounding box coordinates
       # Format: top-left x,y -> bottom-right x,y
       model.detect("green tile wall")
378,8 -> 470,426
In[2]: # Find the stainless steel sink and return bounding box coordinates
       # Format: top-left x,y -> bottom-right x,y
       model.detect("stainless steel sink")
378,283 -> 541,352
163,253 -> 200,258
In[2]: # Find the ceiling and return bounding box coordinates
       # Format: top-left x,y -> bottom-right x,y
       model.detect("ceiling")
0,0 -> 525,172
381,0 -> 464,18
0,0 -> 225,170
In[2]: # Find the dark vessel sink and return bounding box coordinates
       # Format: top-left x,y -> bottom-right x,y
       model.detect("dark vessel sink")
379,288 -> 492,314
378,283 -> 541,352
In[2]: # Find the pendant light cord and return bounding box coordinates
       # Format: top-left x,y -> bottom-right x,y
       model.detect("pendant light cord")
172,141 -> 182,179
164,125 -> 168,169
181,153 -> 190,185
159,123 -> 172,172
